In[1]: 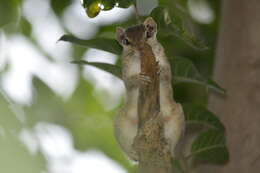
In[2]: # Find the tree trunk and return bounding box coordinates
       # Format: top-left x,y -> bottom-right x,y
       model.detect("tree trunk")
198,0 -> 260,172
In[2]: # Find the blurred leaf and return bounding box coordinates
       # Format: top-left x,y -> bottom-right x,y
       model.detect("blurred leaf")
82,0 -> 96,7
0,61 -> 10,76
182,104 -> 224,130
72,45 -> 88,61
171,57 -> 225,94
0,89 -> 46,173
151,6 -> 208,50
19,17 -> 32,36
190,129 -> 229,164
206,79 -> 225,94
150,6 -> 171,29
24,77 -> 68,127
64,79 -> 133,171
102,0 -> 115,10
0,136 -> 46,173
116,0 -> 132,8
173,83 -> 207,105
171,26 -> 208,50
0,0 -> 20,27
0,89 -> 23,132
71,57 -> 224,94
172,158 -> 185,173
59,35 -> 122,55
51,0 -> 72,16
72,60 -> 122,79
24,76 -> 133,171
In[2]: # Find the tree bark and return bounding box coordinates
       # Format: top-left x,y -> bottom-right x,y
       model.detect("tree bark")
133,43 -> 173,173
198,0 -> 260,172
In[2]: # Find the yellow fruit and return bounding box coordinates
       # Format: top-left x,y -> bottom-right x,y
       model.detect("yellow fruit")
86,0 -> 101,18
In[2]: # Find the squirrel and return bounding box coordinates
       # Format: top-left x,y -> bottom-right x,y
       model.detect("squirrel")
114,17 -> 185,161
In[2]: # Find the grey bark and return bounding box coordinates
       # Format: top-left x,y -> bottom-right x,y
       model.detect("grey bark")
198,0 -> 260,172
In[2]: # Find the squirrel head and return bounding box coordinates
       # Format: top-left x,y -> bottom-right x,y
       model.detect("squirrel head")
116,17 -> 157,49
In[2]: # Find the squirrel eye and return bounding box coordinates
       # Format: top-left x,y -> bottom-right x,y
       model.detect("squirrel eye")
122,38 -> 130,45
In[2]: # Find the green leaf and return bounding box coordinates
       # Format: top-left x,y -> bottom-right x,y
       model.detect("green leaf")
169,24 -> 208,50
150,6 -> 208,50
150,6 -> 171,29
82,0 -> 95,8
0,88 -> 47,173
71,57 -> 225,94
101,0 -> 115,10
72,60 -> 122,79
116,0 -> 132,8
190,129 -> 229,164
19,17 -> 32,36
182,104 -> 224,131
0,0 -> 19,28
0,89 -> 23,132
59,35 -> 122,55
51,0 -> 72,16
64,79 -> 133,171
24,77 -> 67,127
172,158 -> 185,173
171,57 -> 225,94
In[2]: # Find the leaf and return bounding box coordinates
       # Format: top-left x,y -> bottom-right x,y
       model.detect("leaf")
72,60 -> 122,79
190,129 -> 229,164
171,57 -> 225,94
169,25 -> 208,50
150,6 -> 171,29
64,79 -> 134,171
51,0 -> 72,16
82,0 -> 96,8
116,0 -> 132,8
19,17 -> 32,36
0,89 -> 23,132
0,0 -> 19,28
172,158 -> 185,173
59,35 -> 122,55
150,6 -> 208,50
24,77 -> 67,127
101,0 -> 115,10
0,88 -> 47,173
71,57 -> 225,94
182,104 -> 224,131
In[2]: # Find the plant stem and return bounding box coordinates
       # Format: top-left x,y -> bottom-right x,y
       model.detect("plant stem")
133,0 -> 141,23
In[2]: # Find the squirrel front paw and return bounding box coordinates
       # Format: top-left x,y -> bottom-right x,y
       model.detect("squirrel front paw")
138,73 -> 152,85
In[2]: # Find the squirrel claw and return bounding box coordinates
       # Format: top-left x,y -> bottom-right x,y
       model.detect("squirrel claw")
139,73 -> 151,85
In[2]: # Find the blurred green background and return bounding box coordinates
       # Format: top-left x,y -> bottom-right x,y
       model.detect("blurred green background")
0,0 -> 220,172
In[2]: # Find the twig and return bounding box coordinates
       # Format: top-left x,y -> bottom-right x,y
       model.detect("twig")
133,0 -> 141,23
133,42 -> 173,173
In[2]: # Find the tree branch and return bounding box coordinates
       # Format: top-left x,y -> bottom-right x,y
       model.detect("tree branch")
133,43 -> 173,173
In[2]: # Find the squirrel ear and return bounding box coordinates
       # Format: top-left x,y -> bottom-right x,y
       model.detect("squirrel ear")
144,17 -> 157,30
144,17 -> 157,38
116,27 -> 125,44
